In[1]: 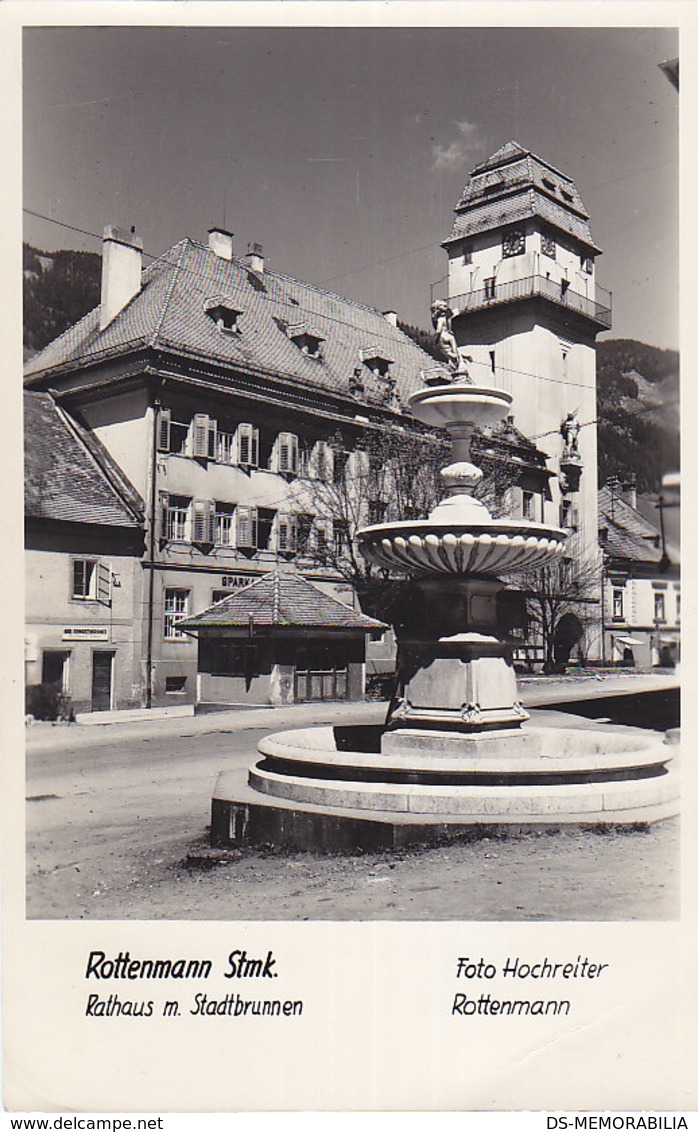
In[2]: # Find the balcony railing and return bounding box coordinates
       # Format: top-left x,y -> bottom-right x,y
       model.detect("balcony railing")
449,275 -> 612,329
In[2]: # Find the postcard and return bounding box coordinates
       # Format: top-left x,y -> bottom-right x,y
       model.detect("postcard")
2,0 -> 695,1117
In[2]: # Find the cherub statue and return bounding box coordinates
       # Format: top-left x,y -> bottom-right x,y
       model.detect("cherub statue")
560,409 -> 580,455
430,300 -> 472,381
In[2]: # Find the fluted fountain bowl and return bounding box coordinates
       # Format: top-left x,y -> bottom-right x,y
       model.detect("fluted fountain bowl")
358,520 -> 567,576
409,383 -> 513,431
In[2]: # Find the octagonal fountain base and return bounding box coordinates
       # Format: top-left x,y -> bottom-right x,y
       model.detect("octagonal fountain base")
210,723 -> 679,851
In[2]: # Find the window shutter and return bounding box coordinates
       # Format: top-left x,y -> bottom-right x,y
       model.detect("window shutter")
237,424 -> 259,466
192,500 -> 214,543
159,491 -> 170,540
207,418 -> 218,460
96,562 -> 112,606
192,414 -> 210,458
157,408 -> 171,452
277,432 -> 298,473
237,506 -> 258,548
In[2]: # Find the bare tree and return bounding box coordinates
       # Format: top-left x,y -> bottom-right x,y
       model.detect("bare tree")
514,545 -> 602,672
305,424 -> 447,617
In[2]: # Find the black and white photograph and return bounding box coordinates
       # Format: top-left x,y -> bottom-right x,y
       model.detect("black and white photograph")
21,19 -> 680,923
4,2 -> 694,1116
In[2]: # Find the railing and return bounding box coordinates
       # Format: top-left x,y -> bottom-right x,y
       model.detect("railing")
449,275 -> 612,329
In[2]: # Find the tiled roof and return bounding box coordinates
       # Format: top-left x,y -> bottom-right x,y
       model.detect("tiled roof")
24,239 -> 447,411
178,570 -> 386,632
598,485 -> 664,565
445,142 -> 600,252
24,391 -> 142,527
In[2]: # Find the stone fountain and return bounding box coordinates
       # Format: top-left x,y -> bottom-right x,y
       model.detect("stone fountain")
211,381 -> 679,850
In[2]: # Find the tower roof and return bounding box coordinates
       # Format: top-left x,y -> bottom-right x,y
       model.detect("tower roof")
444,141 -> 601,253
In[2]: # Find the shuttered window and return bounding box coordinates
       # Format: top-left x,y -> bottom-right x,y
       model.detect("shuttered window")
236,423 -> 259,467
192,499 -> 215,543
191,414 -> 218,459
157,408 -> 171,452
276,432 -> 299,474
236,506 -> 259,549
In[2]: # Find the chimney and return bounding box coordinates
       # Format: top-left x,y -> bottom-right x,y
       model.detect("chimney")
246,241 -> 264,274
100,225 -> 143,330
208,226 -> 234,260
383,310 -> 398,327
619,475 -> 637,510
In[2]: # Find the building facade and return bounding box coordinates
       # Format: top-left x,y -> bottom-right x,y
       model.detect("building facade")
24,225 -> 447,709
24,391 -> 145,713
599,480 -> 680,668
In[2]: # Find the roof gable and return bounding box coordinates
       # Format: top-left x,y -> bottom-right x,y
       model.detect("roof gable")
598,485 -> 665,565
24,392 -> 142,527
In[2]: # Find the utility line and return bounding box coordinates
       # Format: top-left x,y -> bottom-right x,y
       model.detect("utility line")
24,206 -> 676,397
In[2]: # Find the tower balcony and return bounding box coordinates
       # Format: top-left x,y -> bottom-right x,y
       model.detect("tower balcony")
449,274 -> 612,330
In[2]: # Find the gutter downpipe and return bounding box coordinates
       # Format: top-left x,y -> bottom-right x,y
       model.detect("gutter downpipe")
145,393 -> 162,708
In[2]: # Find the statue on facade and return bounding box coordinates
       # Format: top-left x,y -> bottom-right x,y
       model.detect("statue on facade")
560,409 -> 581,456
430,300 -> 472,381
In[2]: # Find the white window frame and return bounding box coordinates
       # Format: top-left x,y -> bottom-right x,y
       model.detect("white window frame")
612,589 -> 624,620
654,592 -> 666,623
277,512 -> 298,553
72,558 -> 98,601
214,505 -> 236,547
163,495 -> 191,542
216,430 -> 236,465
164,588 -> 190,640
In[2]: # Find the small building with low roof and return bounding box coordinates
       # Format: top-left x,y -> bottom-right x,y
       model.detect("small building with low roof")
178,569 -> 385,706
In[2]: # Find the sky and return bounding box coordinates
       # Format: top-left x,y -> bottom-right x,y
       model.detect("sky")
22,22 -> 679,349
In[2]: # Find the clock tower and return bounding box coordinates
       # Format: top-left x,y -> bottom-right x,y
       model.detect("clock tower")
442,142 -> 611,654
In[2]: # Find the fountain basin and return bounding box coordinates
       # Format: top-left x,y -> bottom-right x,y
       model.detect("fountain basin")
358,521 -> 566,575
210,723 -> 679,850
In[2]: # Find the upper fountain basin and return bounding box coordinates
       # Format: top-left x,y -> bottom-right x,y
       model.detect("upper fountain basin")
408,383 -> 513,432
358,520 -> 567,576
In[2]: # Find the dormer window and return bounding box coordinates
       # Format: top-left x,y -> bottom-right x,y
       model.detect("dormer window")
503,228 -> 526,258
483,178 -> 505,195
360,346 -> 393,379
287,322 -> 325,359
560,188 -> 574,203
542,176 -> 557,192
204,296 -> 243,335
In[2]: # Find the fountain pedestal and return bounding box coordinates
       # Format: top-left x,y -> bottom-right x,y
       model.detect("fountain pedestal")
209,380 -> 679,850
385,575 -> 527,734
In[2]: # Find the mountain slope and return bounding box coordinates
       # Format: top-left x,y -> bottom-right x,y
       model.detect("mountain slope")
596,338 -> 679,492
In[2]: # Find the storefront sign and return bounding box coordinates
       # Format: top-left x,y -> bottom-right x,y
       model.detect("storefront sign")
62,626 -> 110,641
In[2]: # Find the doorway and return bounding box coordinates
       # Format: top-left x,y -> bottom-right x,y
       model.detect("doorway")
91,651 -> 114,711
42,650 -> 70,691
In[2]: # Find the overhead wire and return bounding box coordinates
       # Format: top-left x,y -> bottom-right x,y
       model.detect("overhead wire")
23,206 -> 677,399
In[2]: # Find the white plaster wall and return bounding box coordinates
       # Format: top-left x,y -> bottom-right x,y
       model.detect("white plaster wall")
81,389 -> 151,496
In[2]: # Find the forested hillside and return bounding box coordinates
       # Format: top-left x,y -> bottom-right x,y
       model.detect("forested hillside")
23,243 -> 101,359
596,338 -> 679,492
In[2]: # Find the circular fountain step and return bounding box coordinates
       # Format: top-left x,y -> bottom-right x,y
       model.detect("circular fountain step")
235,729 -> 678,828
